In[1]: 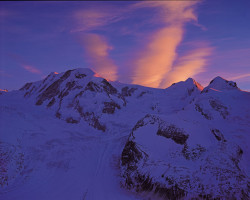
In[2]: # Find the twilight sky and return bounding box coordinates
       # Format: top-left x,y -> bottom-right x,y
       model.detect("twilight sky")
0,0 -> 250,91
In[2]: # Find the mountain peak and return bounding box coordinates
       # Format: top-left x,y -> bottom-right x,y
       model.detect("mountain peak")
185,78 -> 204,91
71,68 -> 96,76
203,76 -> 238,92
169,78 -> 203,91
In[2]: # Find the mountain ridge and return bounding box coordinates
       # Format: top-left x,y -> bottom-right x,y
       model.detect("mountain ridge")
0,67 -> 249,199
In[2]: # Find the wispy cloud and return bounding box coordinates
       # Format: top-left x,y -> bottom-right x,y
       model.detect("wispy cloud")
8,54 -> 42,74
229,73 -> 250,80
71,2 -> 211,87
131,1 -> 200,88
160,46 -> 213,88
72,7 -> 125,80
78,33 -> 118,80
132,26 -> 183,87
22,65 -> 41,74
72,7 -> 126,33
0,70 -> 12,77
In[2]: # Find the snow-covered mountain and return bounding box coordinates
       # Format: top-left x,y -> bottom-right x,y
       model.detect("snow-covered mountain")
0,68 -> 249,199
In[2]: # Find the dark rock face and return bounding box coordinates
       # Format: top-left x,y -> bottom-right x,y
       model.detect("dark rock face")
36,70 -> 72,105
187,87 -> 195,96
157,125 -> 189,145
138,91 -> 147,98
195,104 -> 212,120
182,144 -> 206,160
211,129 -> 226,142
84,79 -> 118,96
102,101 -> 121,114
76,105 -> 106,131
66,117 -> 79,124
121,140 -> 144,171
85,81 -> 101,92
75,73 -> 86,79
209,99 -> 229,119
102,79 -> 117,95
122,87 -> 137,97
47,98 -> 56,107
20,82 -> 32,91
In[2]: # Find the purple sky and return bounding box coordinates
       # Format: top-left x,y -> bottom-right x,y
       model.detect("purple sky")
0,1 -> 250,91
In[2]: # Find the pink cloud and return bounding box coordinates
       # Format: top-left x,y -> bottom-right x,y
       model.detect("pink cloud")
79,33 -> 118,80
132,26 -> 183,87
131,1 -> 200,88
229,73 -> 250,80
160,46 -> 213,88
72,8 -> 126,33
22,65 -> 41,74
8,53 -> 42,75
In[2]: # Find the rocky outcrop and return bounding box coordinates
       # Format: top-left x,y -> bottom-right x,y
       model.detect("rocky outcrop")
121,114 -> 249,199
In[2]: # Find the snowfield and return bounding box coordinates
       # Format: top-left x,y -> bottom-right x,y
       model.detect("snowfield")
0,68 -> 249,199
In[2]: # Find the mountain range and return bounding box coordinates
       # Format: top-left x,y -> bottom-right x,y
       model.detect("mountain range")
0,68 -> 249,199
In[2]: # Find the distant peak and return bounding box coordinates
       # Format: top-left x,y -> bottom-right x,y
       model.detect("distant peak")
203,76 -> 238,92
185,77 -> 195,82
72,68 -> 96,75
209,76 -> 226,84
167,78 -> 203,93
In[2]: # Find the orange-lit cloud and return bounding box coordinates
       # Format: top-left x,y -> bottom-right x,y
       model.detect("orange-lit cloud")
72,8 -> 120,80
229,73 -> 250,80
132,26 -> 183,87
160,47 -> 213,88
8,53 -> 42,75
131,1 -> 199,88
22,65 -> 41,74
72,8 -> 126,33
79,33 -> 118,80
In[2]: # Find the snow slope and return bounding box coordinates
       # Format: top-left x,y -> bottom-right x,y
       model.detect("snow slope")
0,68 -> 249,199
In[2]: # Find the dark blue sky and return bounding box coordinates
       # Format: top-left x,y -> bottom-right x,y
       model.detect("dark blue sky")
1,0 -> 250,90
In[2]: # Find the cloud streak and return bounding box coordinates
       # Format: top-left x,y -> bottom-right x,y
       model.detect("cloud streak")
132,26 -> 183,87
79,33 -> 118,80
8,54 -> 42,74
229,73 -> 250,80
131,1 -> 200,88
72,2 -> 211,87
160,47 -> 213,88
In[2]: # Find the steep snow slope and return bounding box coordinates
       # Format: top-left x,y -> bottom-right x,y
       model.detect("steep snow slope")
0,68 -> 249,199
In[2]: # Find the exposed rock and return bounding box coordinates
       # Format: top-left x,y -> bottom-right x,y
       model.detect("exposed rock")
35,70 -> 72,105
66,117 -> 79,124
121,140 -> 144,170
20,82 -> 32,91
122,87 -> 137,97
211,129 -> 226,142
101,79 -> 117,95
209,99 -> 229,119
157,125 -> 189,145
195,104 -> 212,120
102,101 -> 121,114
